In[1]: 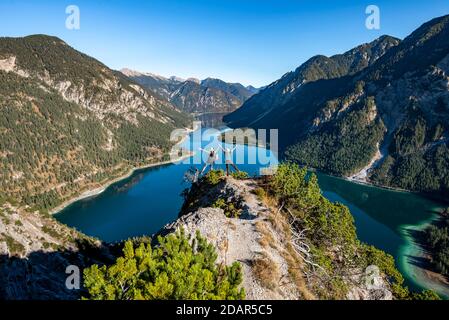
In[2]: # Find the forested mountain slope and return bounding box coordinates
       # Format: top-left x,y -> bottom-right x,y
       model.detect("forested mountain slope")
224,35 -> 400,128
0,35 -> 190,211
225,15 -> 449,197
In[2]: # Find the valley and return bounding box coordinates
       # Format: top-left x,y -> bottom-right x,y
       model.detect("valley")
121,68 -> 259,115
1,12 -> 449,301
52,129 -> 447,298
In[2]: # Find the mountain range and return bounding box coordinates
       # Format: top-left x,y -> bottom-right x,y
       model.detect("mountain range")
121,68 -> 259,114
1,14 -> 448,300
225,14 -> 449,198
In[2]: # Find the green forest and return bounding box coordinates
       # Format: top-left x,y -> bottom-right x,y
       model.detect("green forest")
0,72 -> 186,212
284,95 -> 449,199
371,108 -> 449,198
425,209 -> 449,277
0,35 -> 190,213
285,97 -> 385,177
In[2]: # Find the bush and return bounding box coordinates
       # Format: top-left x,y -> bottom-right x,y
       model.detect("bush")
269,162 -> 439,300
271,163 -> 356,248
83,229 -> 245,300
231,171 -> 249,180
203,170 -> 225,185
253,187 -> 266,200
212,198 -> 242,218
360,244 -> 408,299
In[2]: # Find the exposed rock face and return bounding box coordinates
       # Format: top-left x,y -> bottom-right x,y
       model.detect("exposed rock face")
161,177 -> 393,300
0,36 -> 182,127
0,35 -> 189,300
347,269 -> 393,300
0,35 -> 190,210
120,68 -> 184,103
0,204 -> 78,257
0,56 -> 16,72
0,176 -> 394,300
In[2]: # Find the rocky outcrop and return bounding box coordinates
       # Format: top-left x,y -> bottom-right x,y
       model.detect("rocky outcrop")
0,56 -> 16,73
160,177 -> 393,300
347,270 -> 393,300
162,178 -> 304,299
0,175 -> 394,300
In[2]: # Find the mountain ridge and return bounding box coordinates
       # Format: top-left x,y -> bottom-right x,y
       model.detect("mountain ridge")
224,15 -> 449,197
121,68 -> 260,114
224,35 -> 401,129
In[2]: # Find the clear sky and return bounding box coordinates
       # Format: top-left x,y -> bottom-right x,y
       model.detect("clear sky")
0,0 -> 447,87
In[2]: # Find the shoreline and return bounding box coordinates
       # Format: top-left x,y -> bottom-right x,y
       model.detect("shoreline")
313,167 -> 413,194
310,166 -> 448,201
50,127 -> 449,296
50,153 -> 193,215
346,176 -> 411,194
400,216 -> 449,299
345,174 -> 449,297
317,170 -> 449,296
51,125 -> 197,215
346,177 -> 449,204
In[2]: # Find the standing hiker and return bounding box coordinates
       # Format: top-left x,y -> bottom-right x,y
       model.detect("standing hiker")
199,147 -> 218,174
219,145 -> 239,176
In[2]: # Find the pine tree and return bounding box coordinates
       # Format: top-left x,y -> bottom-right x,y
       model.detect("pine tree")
83,229 -> 245,300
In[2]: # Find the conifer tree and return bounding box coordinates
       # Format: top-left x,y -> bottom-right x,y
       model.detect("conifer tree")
83,230 -> 245,300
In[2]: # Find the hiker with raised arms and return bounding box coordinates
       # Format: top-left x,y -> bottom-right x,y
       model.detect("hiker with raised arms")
199,146 -> 219,174
219,145 -> 240,176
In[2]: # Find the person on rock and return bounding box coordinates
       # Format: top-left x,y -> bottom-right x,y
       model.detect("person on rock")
219,145 -> 239,176
199,147 -> 218,174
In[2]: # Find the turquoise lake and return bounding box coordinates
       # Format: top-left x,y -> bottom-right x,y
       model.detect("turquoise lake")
55,128 -> 447,296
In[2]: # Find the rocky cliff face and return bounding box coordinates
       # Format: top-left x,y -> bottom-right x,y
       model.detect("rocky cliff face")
0,37 -> 182,126
0,35 -> 191,300
160,177 -> 393,300
0,174 -> 394,300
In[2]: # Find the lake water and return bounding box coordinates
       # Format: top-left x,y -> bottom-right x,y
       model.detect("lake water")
55,128 -> 446,296
317,173 -> 445,294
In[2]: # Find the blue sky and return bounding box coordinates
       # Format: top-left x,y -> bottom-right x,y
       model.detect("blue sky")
0,0 -> 447,87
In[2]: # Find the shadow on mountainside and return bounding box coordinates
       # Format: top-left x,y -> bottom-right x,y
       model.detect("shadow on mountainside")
0,239 -> 115,300
403,227 -> 449,285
